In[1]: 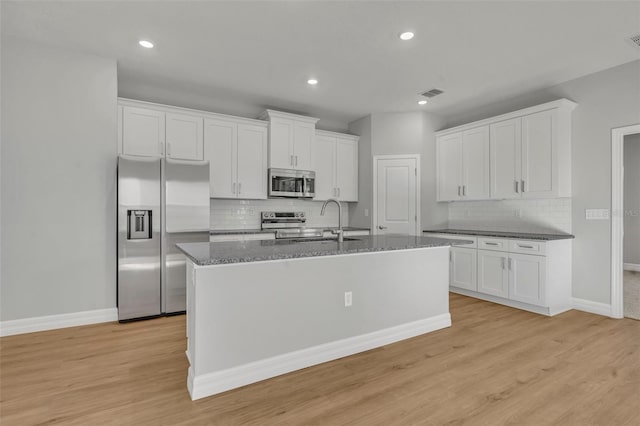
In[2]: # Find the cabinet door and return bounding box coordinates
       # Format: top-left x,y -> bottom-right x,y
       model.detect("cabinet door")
490,118 -> 522,199
521,110 -> 556,198
269,118 -> 293,169
450,247 -> 477,291
477,249 -> 509,298
336,138 -> 358,201
509,253 -> 546,306
293,121 -> 315,171
204,119 -> 237,198
122,106 -> 165,157
436,133 -> 463,201
462,126 -> 490,200
314,134 -> 336,201
237,124 -> 268,200
166,113 -> 203,161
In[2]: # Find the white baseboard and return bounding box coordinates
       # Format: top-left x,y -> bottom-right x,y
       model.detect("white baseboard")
624,263 -> 640,272
188,313 -> 451,400
0,308 -> 118,337
572,298 -> 612,317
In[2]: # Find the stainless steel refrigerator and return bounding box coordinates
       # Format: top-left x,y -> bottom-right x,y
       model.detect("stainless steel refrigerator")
117,156 -> 209,321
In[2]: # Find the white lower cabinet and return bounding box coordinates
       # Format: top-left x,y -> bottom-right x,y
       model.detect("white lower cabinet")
477,249 -> 509,298
450,247 -> 477,291
441,234 -> 572,316
509,253 -> 546,306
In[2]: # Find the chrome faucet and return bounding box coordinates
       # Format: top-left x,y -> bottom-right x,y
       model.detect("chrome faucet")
320,198 -> 343,242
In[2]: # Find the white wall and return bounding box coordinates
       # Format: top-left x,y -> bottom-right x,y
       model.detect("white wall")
348,111 -> 449,231
1,37 -> 118,321
624,134 -> 640,265
440,59 -> 640,305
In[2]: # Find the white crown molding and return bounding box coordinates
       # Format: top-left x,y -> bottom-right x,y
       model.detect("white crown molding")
259,109 -> 319,124
315,128 -> 360,140
0,308 -> 118,337
188,313 -> 451,400
435,98 -> 578,136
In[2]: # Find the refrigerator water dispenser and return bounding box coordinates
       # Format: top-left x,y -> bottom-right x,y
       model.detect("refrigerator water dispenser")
127,210 -> 152,240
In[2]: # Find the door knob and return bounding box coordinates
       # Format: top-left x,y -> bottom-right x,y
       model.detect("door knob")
378,225 -> 387,230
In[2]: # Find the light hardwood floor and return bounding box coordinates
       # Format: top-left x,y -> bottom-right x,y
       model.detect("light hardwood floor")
1,294 -> 639,425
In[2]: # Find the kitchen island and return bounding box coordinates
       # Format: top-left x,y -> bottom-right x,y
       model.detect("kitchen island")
178,235 -> 467,400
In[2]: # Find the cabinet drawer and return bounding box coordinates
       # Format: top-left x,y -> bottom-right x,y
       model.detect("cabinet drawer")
509,240 -> 546,256
477,237 -> 508,251
428,233 -> 477,248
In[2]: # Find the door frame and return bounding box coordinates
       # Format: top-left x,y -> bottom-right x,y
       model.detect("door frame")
611,124 -> 640,318
372,154 -> 421,236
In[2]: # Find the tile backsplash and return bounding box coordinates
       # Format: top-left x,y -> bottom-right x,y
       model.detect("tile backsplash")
210,198 -> 349,230
448,198 -> 572,234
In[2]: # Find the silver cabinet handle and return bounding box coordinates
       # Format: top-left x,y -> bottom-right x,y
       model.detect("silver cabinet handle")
463,185 -> 466,196
458,186 -> 461,196
519,244 -> 534,249
290,155 -> 294,166
450,251 -> 453,262
337,187 -> 341,197
515,181 -> 519,193
485,242 -> 499,246
502,257 -> 506,269
238,182 -> 242,194
521,180 -> 525,192
295,156 -> 298,167
232,182 -> 236,194
159,141 -> 164,155
167,142 -> 172,156
508,258 -> 512,270
378,225 -> 387,230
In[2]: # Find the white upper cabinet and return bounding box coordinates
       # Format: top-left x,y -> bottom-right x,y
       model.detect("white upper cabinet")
166,113 -> 203,161
204,118 -> 268,200
236,124 -> 268,199
260,110 -> 319,171
437,133 -> 463,201
205,118 -> 236,198
521,110 -> 556,198
314,130 -> 359,202
122,106 -> 165,157
490,118 -> 522,199
437,99 -> 576,201
120,103 -> 204,161
462,127 -> 490,200
436,127 -> 489,201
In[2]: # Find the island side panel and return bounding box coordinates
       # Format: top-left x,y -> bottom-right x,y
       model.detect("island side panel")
189,246 -> 450,399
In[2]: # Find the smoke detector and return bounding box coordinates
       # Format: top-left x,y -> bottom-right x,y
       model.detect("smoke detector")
420,88 -> 444,98
627,33 -> 640,49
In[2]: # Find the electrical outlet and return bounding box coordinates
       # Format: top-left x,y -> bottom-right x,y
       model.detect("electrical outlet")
344,291 -> 352,307
364,209 -> 369,217
585,209 -> 610,220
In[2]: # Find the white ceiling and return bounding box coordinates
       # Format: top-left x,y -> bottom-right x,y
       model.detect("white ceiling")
2,1 -> 639,126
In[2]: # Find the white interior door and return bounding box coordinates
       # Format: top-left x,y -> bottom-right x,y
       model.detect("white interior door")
375,157 -> 418,235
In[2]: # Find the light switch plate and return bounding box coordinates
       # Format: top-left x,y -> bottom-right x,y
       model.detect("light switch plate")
585,209 -> 610,220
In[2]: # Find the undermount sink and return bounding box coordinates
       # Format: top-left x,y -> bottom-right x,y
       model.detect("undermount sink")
286,237 -> 360,243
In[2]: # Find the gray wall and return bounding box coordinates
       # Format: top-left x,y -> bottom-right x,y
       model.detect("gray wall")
625,134 -> 640,265
440,60 -> 640,304
348,112 -> 449,231
348,115 -> 373,228
1,37 -> 118,321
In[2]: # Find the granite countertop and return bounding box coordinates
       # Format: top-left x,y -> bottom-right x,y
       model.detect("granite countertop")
209,227 -> 371,235
423,229 -> 575,241
178,235 -> 468,266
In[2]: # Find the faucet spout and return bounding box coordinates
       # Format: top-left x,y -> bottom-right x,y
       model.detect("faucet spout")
320,198 -> 343,242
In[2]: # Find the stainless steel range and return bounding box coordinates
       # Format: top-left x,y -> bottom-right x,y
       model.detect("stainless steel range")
261,211 -> 324,239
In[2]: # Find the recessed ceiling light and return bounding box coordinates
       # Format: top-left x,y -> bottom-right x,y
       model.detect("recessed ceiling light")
399,32 -> 414,41
418,100 -> 428,105
139,40 -> 154,49
307,79 -> 318,85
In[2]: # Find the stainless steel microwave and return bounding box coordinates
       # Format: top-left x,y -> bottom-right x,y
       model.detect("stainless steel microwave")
268,168 -> 315,199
